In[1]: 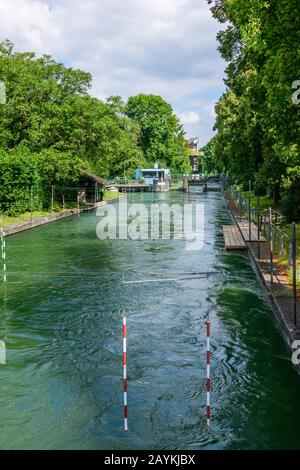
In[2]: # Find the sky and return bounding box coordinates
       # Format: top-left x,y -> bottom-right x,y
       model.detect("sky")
0,0 -> 226,146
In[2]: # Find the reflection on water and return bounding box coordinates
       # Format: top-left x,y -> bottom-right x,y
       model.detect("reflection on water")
0,191 -> 300,450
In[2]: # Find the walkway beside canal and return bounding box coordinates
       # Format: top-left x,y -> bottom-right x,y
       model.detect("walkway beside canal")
1,190 -> 300,449
224,190 -> 300,364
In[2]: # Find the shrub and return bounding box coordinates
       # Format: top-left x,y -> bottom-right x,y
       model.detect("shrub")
280,192 -> 300,222
0,146 -> 42,215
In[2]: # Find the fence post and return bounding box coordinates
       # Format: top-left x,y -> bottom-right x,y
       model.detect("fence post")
292,222 -> 297,327
0,220 -> 6,283
62,195 -> 65,212
257,195 -> 261,259
51,185 -> 54,214
30,186 -> 34,221
248,180 -> 252,241
77,193 -> 80,216
269,207 -> 273,287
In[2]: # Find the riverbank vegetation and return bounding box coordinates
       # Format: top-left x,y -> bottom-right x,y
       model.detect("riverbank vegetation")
206,0 -> 300,220
0,40 -> 189,216
0,189 -> 120,227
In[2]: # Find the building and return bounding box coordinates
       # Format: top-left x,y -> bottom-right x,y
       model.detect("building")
135,163 -> 170,192
187,137 -> 204,175
79,170 -> 108,204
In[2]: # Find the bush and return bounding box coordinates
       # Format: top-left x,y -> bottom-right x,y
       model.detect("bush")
280,192 -> 300,222
0,147 -> 84,215
0,147 -> 42,215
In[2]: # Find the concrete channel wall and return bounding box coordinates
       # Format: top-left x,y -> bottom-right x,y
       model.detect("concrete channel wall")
4,196 -> 124,237
223,190 -> 300,375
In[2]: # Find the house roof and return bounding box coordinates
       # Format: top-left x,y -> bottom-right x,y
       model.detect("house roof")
81,170 -> 109,185
187,137 -> 199,144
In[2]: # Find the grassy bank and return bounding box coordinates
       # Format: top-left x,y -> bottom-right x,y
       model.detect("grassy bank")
239,192 -> 275,211
273,223 -> 300,287
0,209 -> 55,228
103,190 -> 120,201
0,192 -> 121,228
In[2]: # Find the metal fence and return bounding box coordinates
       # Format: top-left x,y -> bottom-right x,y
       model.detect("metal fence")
0,184 -> 103,225
227,186 -> 300,264
227,184 -> 300,327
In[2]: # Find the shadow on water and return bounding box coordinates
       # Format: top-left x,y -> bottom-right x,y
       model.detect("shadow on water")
0,191 -> 300,449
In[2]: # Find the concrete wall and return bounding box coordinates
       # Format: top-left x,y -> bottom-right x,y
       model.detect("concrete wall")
4,197 -> 123,237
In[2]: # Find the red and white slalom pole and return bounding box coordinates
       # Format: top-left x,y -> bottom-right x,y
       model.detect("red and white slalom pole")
206,319 -> 211,426
123,314 -> 128,431
0,222 -> 6,283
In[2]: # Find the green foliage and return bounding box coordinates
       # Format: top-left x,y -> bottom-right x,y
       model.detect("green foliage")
0,42 -> 190,216
104,96 -> 146,178
207,0 -> 300,217
0,146 -> 42,215
38,149 -> 83,186
280,192 -> 300,222
126,94 -> 190,173
201,136 -> 218,175
0,146 -> 85,215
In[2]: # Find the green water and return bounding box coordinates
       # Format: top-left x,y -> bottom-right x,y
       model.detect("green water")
0,191 -> 300,450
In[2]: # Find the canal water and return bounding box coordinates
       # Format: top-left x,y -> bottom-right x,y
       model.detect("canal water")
0,191 -> 300,450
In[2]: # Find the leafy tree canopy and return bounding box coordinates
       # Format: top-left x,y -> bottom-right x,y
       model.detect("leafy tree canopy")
126,94 -> 190,173
207,0 -> 300,215
0,42 -> 190,213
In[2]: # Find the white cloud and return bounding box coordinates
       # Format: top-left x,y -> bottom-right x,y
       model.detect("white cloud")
179,111 -> 200,125
0,0 -> 226,144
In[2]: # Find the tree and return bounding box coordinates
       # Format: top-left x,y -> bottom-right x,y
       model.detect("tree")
0,41 -> 191,215
201,136 -> 218,175
126,94 -> 190,173
207,0 -> 300,212
104,96 -> 146,178
0,41 -> 146,184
